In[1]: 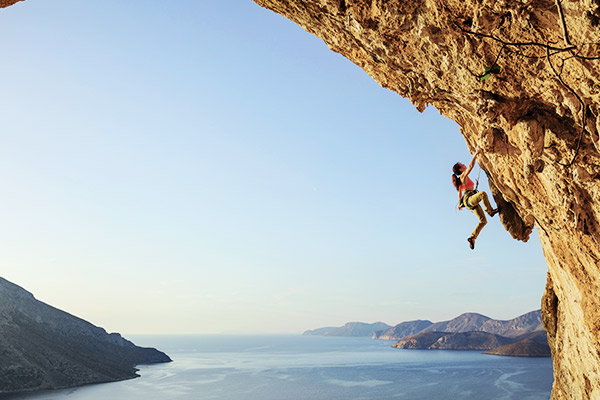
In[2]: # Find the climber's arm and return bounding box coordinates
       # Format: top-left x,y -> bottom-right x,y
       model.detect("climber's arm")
461,148 -> 481,182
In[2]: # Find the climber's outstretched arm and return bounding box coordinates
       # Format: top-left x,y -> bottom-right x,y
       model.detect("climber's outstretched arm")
461,148 -> 481,182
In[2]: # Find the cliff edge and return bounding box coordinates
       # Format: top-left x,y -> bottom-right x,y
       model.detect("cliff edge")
0,277 -> 171,394
0,0 -> 22,7
247,1 -> 599,399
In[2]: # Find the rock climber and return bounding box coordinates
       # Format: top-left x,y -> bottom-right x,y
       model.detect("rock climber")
452,148 -> 499,249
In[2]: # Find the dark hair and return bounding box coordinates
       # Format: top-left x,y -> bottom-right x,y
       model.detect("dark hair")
451,163 -> 462,191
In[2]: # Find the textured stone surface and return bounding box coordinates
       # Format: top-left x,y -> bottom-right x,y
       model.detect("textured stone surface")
0,0 -> 22,8
251,1 -> 600,398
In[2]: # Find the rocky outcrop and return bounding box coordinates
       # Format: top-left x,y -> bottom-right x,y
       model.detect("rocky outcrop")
303,321 -> 391,336
486,330 -> 552,357
393,330 -> 550,354
392,332 -> 448,350
393,331 -> 515,351
0,0 -> 22,7
250,1 -> 600,398
0,277 -> 171,394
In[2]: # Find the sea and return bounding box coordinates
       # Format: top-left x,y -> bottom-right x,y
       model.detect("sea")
4,335 -> 553,400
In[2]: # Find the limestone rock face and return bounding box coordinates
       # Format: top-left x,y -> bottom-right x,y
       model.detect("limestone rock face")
0,0 -> 22,8
251,0 -> 600,398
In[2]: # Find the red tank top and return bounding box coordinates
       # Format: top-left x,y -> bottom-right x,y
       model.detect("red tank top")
459,176 -> 475,198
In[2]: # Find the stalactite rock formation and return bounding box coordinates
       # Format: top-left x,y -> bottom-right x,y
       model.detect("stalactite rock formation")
2,0 -> 600,398
250,1 -> 600,399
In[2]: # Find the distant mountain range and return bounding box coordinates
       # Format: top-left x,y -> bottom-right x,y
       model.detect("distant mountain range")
304,310 -> 549,357
0,277 -> 171,394
371,320 -> 434,340
374,310 -> 544,340
303,322 -> 392,337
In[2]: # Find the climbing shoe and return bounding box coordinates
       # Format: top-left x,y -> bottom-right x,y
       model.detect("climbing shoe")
489,208 -> 499,217
467,237 -> 475,250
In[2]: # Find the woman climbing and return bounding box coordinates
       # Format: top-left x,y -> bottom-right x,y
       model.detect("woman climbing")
452,148 -> 499,249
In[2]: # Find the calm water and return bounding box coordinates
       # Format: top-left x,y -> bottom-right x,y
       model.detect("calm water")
4,335 -> 553,400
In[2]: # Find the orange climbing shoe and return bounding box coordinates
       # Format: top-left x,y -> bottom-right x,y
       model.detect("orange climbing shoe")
489,208 -> 499,217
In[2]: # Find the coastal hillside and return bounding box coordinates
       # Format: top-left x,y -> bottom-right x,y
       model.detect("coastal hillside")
393,331 -> 516,351
0,277 -> 171,394
472,310 -> 544,337
420,310 -> 543,338
372,320 -> 433,340
303,322 -> 391,337
486,330 -> 552,357
374,310 -> 542,340
392,329 -> 549,355
421,313 -> 492,334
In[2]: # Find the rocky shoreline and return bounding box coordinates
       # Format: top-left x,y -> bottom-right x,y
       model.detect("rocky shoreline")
0,277 -> 171,394
305,310 -> 550,357
393,330 -> 551,357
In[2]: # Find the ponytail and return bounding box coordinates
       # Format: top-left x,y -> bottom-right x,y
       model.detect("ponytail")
452,174 -> 461,191
452,163 -> 462,191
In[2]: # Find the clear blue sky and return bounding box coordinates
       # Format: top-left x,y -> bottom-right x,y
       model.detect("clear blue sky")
0,1 -> 547,334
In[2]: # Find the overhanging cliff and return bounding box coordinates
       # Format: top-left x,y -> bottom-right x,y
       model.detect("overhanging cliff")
249,1 -> 600,399
0,0 -> 22,8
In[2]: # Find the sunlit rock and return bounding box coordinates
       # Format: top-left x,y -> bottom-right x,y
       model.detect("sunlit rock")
251,1 -> 600,398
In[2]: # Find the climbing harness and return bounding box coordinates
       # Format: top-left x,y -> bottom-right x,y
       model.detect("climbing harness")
458,167 -> 481,210
459,190 -> 478,210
